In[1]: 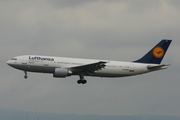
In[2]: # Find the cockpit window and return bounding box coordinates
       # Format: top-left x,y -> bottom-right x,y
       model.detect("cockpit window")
11,58 -> 17,60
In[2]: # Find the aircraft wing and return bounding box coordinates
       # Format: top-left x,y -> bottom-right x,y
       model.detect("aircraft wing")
70,61 -> 108,76
147,64 -> 170,71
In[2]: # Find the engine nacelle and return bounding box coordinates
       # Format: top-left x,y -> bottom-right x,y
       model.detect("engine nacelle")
53,68 -> 72,78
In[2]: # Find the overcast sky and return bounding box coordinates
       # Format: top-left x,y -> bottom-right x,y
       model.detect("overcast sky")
0,0 -> 180,117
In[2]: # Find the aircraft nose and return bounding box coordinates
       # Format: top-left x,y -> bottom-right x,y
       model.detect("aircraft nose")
7,60 -> 12,65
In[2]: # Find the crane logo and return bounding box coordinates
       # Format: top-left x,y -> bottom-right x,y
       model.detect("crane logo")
153,46 -> 165,58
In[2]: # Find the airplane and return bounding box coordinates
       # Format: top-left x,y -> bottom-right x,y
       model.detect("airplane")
7,39 -> 172,84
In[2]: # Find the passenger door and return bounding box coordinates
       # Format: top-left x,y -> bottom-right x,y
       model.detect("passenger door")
22,57 -> 28,65
129,63 -> 134,72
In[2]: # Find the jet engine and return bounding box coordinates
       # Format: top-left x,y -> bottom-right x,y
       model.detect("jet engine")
53,68 -> 72,78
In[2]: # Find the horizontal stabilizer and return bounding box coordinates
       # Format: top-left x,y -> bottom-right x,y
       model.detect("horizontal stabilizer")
147,64 -> 170,70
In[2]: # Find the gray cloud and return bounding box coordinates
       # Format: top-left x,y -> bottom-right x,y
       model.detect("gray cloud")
165,0 -> 180,9
49,0 -> 98,8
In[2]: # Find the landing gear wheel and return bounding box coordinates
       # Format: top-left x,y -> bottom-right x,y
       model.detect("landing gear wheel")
24,75 -> 28,79
77,79 -> 87,84
77,80 -> 81,84
82,80 -> 87,84
77,73 -> 87,84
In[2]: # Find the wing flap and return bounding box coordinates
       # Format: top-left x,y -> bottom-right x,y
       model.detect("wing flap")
70,61 -> 108,75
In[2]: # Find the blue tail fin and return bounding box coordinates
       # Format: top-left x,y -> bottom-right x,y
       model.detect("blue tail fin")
134,39 -> 172,64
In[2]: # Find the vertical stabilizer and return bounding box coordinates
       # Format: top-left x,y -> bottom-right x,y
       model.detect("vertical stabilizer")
134,39 -> 172,64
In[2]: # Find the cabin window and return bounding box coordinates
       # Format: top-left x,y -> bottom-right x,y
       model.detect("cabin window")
11,58 -> 17,60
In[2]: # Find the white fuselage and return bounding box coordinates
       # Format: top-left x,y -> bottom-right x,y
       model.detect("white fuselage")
7,55 -> 163,78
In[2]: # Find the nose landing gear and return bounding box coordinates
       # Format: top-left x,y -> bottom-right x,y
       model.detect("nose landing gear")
24,71 -> 28,79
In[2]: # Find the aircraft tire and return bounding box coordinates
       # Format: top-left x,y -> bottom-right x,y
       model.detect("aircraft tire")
77,80 -> 87,84
77,80 -> 81,84
24,76 -> 28,79
82,80 -> 87,84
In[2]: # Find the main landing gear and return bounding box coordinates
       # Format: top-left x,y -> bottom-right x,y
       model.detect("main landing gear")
24,71 -> 28,79
77,79 -> 87,84
77,73 -> 87,84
